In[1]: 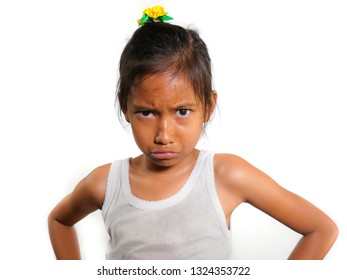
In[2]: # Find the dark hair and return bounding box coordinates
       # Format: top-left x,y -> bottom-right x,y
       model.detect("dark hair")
116,22 -> 214,124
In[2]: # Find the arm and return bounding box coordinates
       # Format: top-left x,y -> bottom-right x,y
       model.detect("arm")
215,154 -> 338,260
48,164 -> 110,259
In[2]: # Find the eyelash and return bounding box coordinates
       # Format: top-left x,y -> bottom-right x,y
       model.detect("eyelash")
136,109 -> 191,118
137,111 -> 154,118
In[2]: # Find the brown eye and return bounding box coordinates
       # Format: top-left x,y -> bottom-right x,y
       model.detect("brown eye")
176,109 -> 191,118
138,111 -> 154,118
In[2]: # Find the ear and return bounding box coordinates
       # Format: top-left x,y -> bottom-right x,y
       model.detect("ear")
204,90 -> 218,122
121,106 -> 130,123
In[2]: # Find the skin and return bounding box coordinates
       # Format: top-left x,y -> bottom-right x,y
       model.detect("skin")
48,73 -> 338,260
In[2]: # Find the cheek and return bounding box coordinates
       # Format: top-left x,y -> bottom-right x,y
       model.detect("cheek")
130,123 -> 150,142
177,119 -> 204,139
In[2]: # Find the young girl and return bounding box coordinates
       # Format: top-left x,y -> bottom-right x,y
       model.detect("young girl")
48,6 -> 338,260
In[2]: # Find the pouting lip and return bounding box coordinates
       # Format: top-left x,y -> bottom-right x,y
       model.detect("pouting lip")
150,151 -> 178,160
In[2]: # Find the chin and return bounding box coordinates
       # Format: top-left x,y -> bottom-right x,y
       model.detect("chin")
148,157 -> 179,168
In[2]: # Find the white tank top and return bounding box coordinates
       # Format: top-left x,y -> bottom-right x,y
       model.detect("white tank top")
102,150 -> 232,259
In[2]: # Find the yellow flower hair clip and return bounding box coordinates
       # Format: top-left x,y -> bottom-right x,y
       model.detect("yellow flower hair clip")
137,5 -> 173,26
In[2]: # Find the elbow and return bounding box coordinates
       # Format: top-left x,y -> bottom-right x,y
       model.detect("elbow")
47,208 -> 62,231
328,220 -> 339,245
47,208 -> 56,227
47,209 -> 56,236
47,210 -> 53,226
319,218 -> 339,255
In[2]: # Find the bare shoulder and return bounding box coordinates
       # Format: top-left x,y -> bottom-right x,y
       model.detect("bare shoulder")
212,154 -> 250,216
214,153 -> 258,187
214,153 -> 253,179
213,153 -> 275,203
213,153 -> 255,210
78,163 -> 112,209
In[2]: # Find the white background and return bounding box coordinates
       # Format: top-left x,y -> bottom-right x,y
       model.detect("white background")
0,0 -> 346,271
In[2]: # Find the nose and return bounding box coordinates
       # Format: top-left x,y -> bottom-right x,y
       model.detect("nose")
154,117 -> 175,145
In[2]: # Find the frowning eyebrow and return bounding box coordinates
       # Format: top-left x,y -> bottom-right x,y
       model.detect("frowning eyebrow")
173,102 -> 198,108
131,102 -> 198,110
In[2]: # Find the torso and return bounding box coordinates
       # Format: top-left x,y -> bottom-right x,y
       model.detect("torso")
94,151 -> 245,227
101,150 -> 233,259
96,151 -> 245,228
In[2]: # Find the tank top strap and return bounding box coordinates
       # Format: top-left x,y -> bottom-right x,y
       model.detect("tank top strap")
102,160 -> 124,223
204,151 -> 231,237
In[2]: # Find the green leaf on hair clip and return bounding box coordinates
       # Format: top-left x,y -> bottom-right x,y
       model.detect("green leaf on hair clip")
158,15 -> 174,22
138,14 -> 149,25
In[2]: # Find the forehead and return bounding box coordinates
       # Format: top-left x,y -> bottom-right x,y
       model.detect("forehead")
130,73 -> 197,104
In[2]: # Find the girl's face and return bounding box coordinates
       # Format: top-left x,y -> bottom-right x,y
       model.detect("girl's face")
124,73 -> 207,169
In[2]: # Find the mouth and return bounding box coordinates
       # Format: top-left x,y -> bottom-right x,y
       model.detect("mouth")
150,151 -> 178,160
